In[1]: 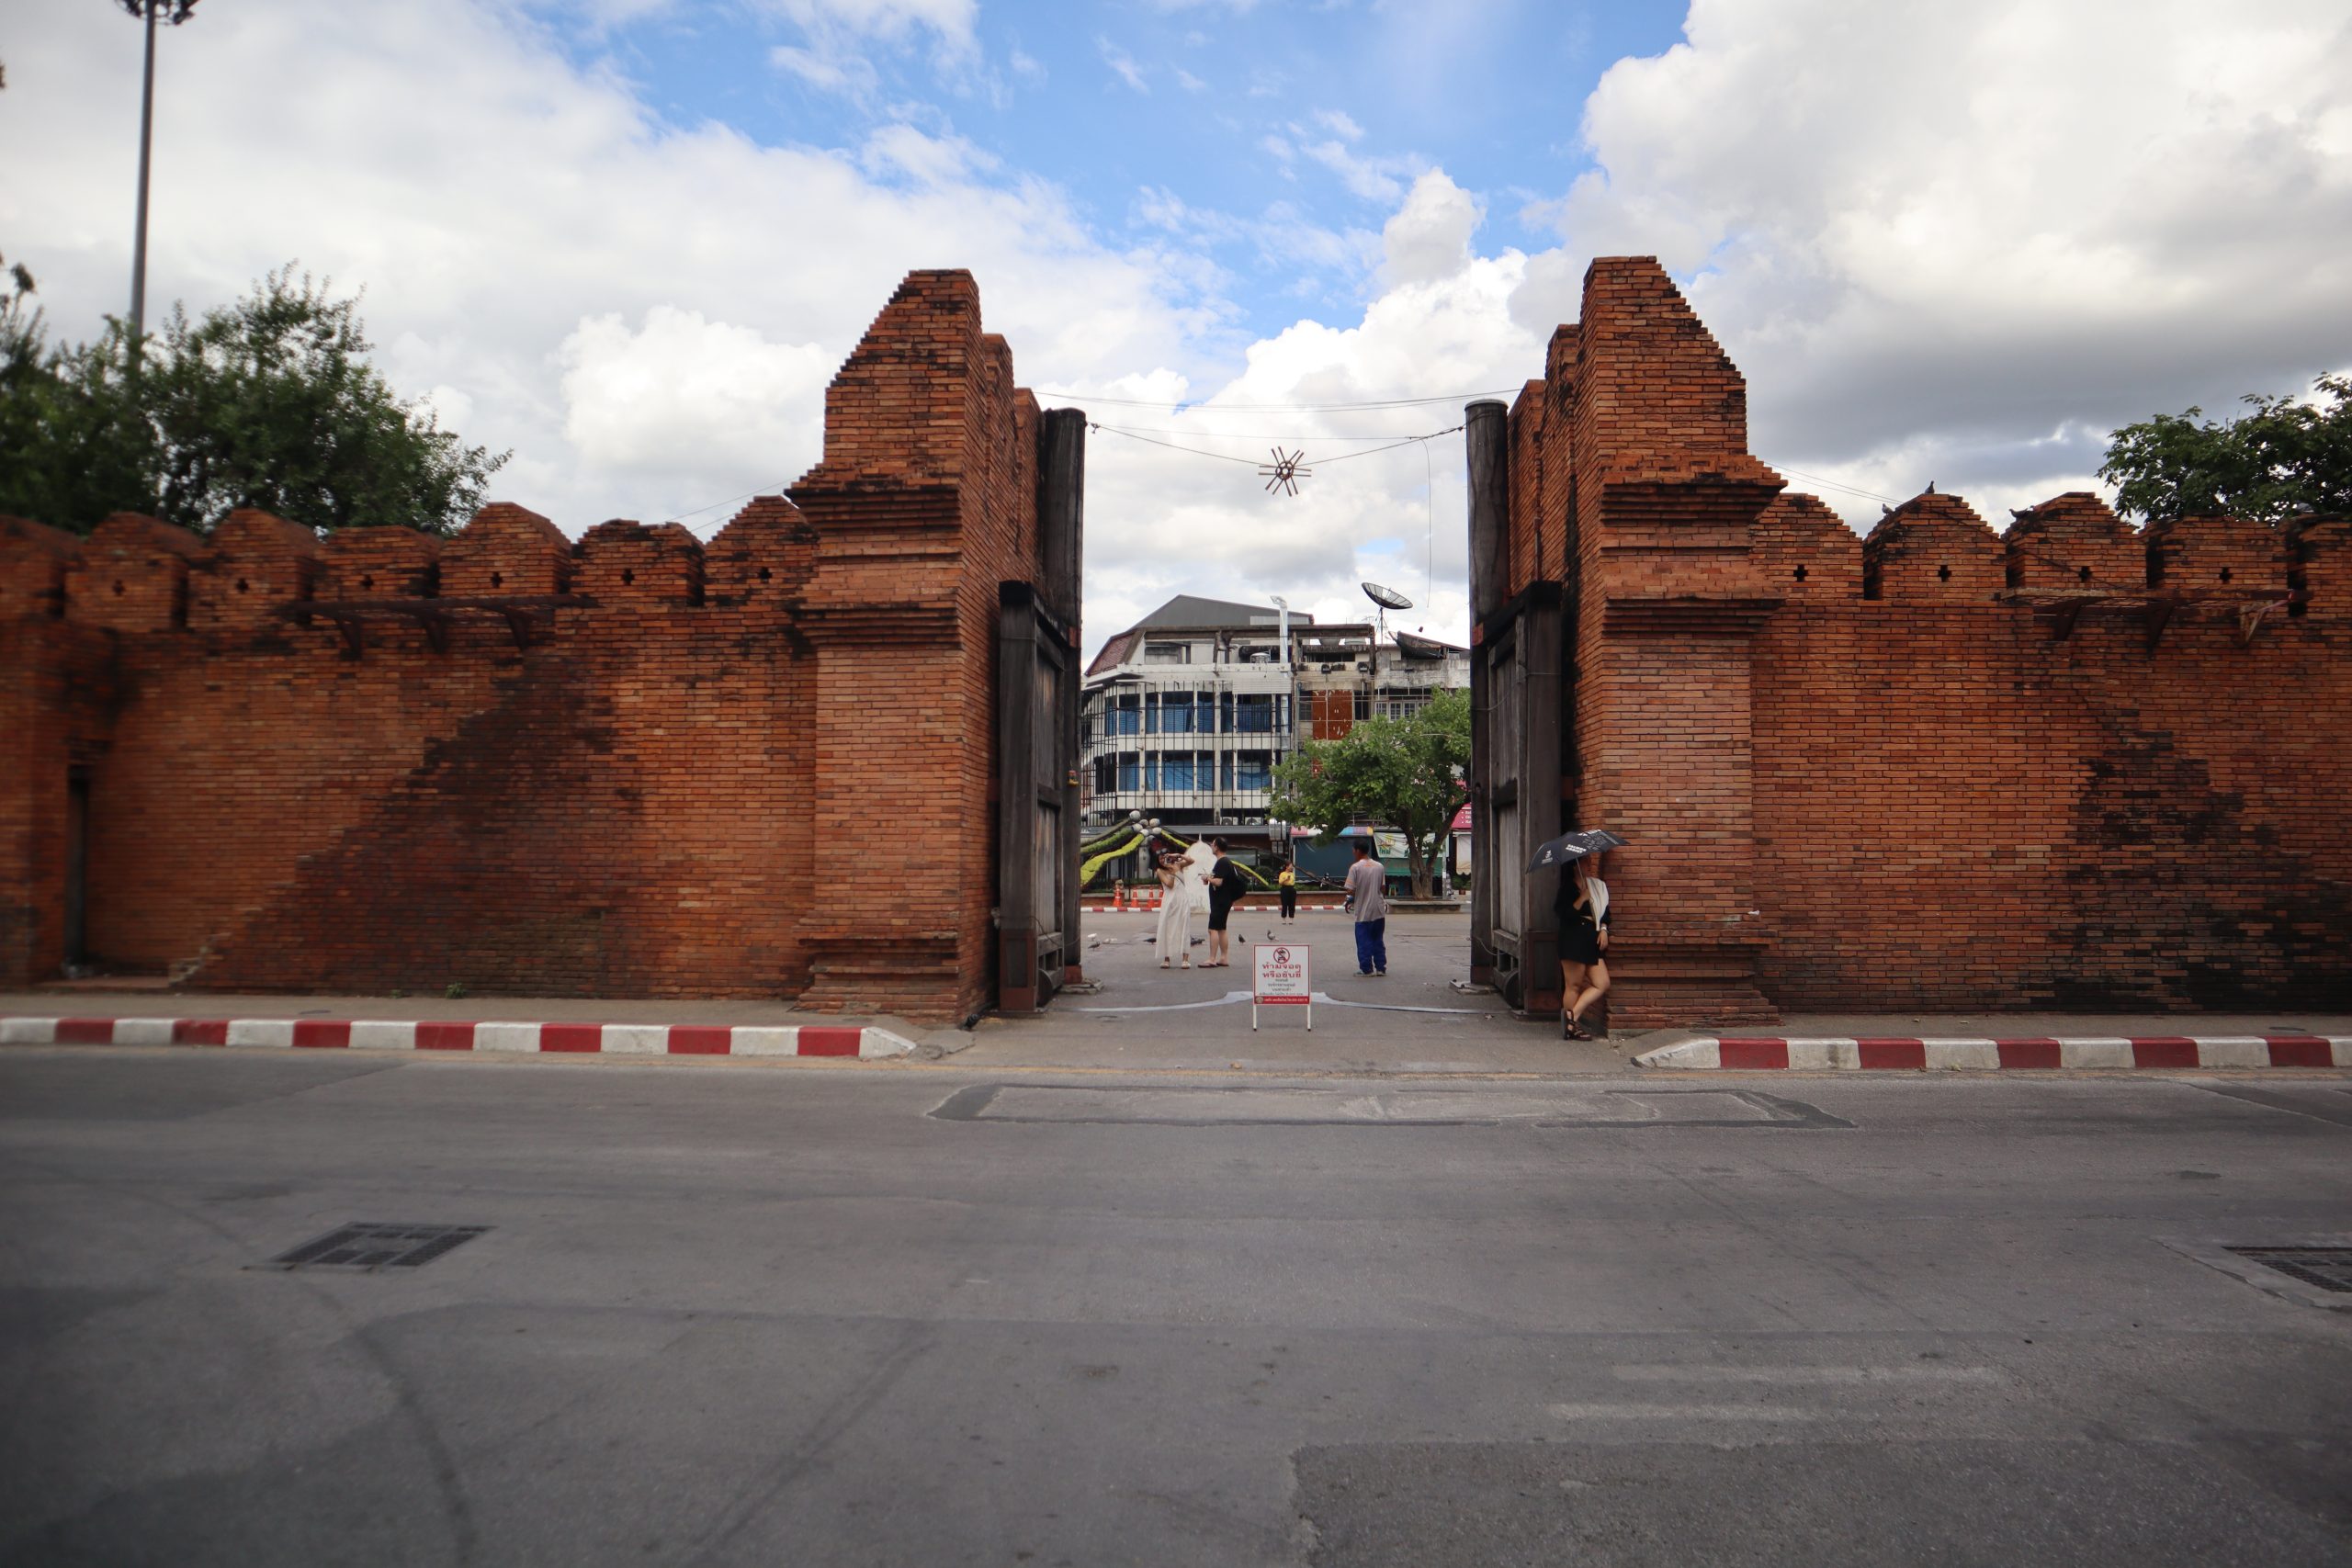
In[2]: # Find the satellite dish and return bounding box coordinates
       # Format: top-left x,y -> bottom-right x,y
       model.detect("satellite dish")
1361,581 -> 1412,643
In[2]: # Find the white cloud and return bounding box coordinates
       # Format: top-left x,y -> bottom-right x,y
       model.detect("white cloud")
9,0 -> 2345,657
0,0 -> 1205,536
1527,0 -> 2352,524
1098,37 -> 1149,93
559,308 -> 832,489
1379,172 -> 1481,288
763,0 -> 978,97
1313,108 -> 1365,142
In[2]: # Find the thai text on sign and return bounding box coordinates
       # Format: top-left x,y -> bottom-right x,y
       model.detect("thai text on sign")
1254,944 -> 1310,1005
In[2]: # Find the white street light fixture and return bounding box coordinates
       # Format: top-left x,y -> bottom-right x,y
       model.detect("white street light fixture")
117,1 -> 200,344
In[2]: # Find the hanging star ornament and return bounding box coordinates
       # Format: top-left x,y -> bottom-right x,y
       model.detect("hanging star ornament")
1258,446 -> 1312,497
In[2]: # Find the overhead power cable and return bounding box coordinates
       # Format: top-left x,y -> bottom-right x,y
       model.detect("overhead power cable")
1770,464 -> 1903,506
1042,388 -> 1518,412
1088,422 -> 1463,470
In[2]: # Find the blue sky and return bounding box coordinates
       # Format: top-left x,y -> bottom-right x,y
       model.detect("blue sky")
547,0 -> 1684,364
566,1 -> 1665,333
6,0 -> 2348,646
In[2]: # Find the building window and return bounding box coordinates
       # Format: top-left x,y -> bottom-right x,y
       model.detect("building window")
1114,695 -> 1142,736
1236,751 -> 1272,791
1160,694 -> 1193,734
1221,751 -> 1236,791
1144,642 -> 1189,663
1117,751 -> 1139,791
1353,691 -> 1371,722
1234,694 -> 1276,734
1161,752 -> 1194,790
1094,755 -> 1114,794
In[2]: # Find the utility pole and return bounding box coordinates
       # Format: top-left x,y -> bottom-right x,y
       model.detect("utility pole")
120,1 -> 198,344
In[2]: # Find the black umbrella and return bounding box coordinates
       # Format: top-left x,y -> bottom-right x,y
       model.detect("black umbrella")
1524,829 -> 1628,874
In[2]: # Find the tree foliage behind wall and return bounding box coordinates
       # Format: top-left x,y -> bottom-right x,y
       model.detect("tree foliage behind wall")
0,265 -> 507,536
2100,377 -> 2352,525
1271,688 -> 1470,899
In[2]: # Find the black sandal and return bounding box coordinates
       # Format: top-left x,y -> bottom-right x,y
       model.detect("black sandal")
1566,1016 -> 1592,1041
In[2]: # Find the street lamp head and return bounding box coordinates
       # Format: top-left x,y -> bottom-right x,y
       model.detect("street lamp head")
119,1 -> 200,19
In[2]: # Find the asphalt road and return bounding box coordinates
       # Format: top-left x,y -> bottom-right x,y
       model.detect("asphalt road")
4,1049 -> 2350,1566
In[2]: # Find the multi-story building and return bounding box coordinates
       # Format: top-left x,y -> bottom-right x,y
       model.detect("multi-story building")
1080,594 -> 1470,881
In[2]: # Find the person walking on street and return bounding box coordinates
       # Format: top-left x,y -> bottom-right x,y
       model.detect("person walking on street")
1153,847 -> 1194,968
1345,837 -> 1388,976
1277,861 -> 1297,921
1555,854 -> 1611,1038
1204,836 -> 1247,966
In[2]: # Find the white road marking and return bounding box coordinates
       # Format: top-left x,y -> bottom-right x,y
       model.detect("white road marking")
1547,1403 -> 1820,1421
1611,1365 -> 2005,1384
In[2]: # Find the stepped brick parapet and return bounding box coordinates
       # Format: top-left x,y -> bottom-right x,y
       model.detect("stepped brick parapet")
0,269 -> 1055,1021
1496,257 -> 2352,1026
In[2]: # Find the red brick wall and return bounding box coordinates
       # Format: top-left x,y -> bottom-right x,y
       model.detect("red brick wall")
1753,553 -> 2351,1010
0,269 -> 1046,1021
1501,256 -> 2352,1023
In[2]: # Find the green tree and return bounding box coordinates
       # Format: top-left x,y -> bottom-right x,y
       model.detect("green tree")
2098,376 -> 2352,525
1271,688 -> 1470,899
0,265 -> 507,536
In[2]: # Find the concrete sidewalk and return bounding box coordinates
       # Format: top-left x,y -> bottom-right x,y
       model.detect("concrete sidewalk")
12,904 -> 2348,1077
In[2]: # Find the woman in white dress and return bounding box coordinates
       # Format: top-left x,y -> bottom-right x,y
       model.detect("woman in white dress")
1154,848 -> 1195,968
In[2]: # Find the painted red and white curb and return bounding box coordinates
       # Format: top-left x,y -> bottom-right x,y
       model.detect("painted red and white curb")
1635,1034 -> 2352,1071
0,1016 -> 917,1059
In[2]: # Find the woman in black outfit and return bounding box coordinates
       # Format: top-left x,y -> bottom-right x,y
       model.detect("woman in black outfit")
1554,854 -> 1611,1039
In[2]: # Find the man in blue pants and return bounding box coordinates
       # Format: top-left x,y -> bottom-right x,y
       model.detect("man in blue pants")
1344,836 -> 1388,976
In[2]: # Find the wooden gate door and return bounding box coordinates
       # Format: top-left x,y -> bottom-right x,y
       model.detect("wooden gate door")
1480,583 -> 1564,1014
996,582 -> 1075,1010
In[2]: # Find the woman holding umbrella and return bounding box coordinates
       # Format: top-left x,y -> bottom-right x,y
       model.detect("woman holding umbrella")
1527,829 -> 1623,1040
1555,852 -> 1611,1039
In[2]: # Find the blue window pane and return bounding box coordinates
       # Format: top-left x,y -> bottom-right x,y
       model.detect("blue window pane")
1162,754 -> 1193,789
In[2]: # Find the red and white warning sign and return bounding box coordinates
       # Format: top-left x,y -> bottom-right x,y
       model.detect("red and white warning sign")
1252,943 -> 1311,1030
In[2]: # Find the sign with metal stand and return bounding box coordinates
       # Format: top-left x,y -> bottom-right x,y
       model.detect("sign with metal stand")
1253,943 -> 1311,1031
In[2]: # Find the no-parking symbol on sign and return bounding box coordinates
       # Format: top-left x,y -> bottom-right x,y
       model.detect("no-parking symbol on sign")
1253,943 -> 1311,1031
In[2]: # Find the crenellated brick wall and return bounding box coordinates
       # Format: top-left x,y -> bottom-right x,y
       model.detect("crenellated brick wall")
0,270 -> 1050,1021
1498,257 -> 2352,1025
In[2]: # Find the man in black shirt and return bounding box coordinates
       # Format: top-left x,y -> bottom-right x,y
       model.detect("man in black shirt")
1204,835 -> 1248,967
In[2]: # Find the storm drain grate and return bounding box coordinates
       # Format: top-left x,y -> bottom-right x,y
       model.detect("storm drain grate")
269,1223 -> 490,1272
2226,1247 -> 2352,1293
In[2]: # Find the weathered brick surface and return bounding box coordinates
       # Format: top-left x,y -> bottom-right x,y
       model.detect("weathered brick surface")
0,270 -> 1047,1021
1861,492 -> 2007,604
320,526 -> 441,600
64,513 -> 203,634
1501,256 -> 2352,1026
190,509 -> 321,631
2005,491 -> 2141,592
0,516 -> 77,620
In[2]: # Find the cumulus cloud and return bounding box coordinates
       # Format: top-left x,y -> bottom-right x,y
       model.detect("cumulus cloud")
1525,0 -> 2352,522
1,0 -> 1202,533
559,308 -> 832,487
7,0 -> 2346,653
1380,172 -> 1481,288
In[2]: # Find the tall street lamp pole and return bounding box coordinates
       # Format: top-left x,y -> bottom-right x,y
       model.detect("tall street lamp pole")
120,1 -> 198,344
